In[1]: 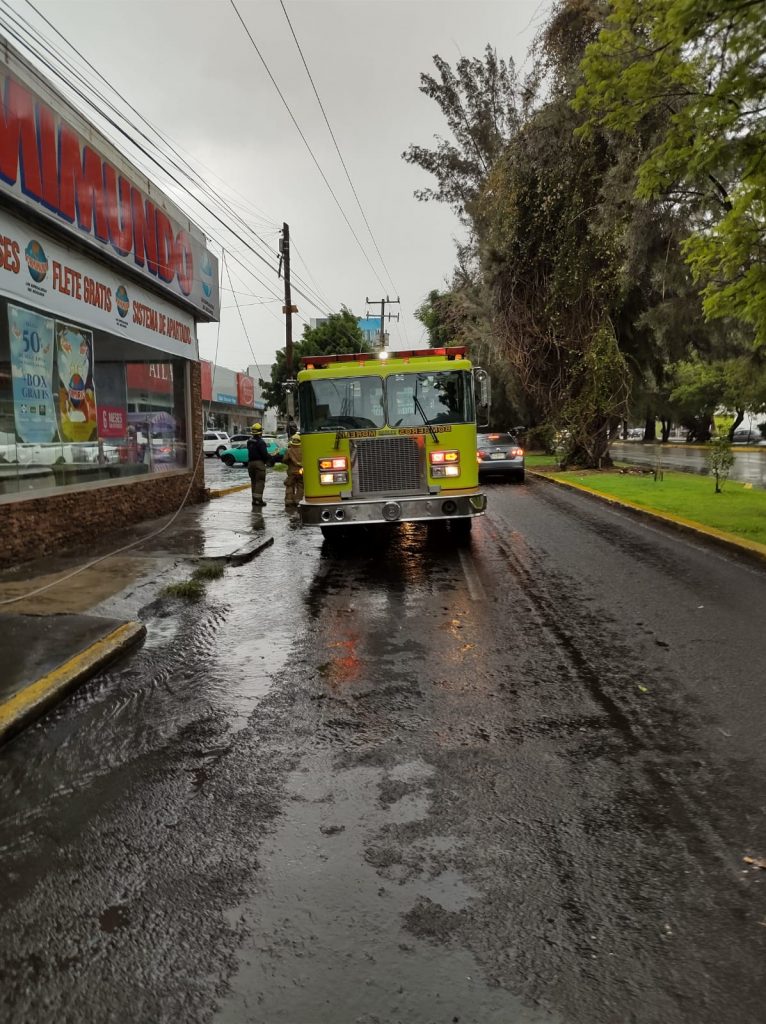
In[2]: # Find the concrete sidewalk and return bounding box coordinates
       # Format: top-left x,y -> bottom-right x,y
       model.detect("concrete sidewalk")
0,485 -> 277,743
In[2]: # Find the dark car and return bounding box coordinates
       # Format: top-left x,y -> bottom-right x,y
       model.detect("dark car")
477,432 -> 525,482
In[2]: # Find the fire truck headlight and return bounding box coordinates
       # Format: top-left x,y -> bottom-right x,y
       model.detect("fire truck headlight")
430,450 -> 460,479
320,471 -> 349,485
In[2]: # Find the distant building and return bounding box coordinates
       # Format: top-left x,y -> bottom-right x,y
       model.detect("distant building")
199,361 -> 266,434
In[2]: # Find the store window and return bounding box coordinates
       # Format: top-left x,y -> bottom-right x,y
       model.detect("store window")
0,298 -> 190,499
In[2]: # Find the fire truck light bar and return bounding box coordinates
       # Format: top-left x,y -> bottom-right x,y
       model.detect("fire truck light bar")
301,347 -> 467,368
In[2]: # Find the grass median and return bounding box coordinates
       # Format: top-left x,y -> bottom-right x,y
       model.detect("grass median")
530,460 -> 766,546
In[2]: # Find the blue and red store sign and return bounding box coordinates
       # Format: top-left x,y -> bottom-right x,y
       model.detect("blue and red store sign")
0,45 -> 219,323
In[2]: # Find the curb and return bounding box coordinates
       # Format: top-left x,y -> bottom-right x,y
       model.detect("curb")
0,620 -> 146,746
207,482 -> 251,499
528,470 -> 766,567
228,536 -> 274,566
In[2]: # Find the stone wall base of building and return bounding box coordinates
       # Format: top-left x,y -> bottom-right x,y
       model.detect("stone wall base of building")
1,471 -> 207,567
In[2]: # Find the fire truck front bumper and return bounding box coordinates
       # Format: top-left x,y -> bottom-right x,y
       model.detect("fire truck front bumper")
299,491 -> 487,527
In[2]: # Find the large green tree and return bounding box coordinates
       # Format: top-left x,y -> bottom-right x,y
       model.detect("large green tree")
575,0 -> 766,347
261,309 -> 369,414
405,2 -> 741,463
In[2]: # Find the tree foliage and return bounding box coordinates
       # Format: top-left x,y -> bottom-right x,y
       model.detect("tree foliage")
261,309 -> 369,414
706,435 -> 735,493
405,1 -> 765,461
402,47 -> 523,219
575,0 -> 766,346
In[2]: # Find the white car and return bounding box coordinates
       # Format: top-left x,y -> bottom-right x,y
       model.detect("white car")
1,442 -> 85,465
203,430 -> 230,457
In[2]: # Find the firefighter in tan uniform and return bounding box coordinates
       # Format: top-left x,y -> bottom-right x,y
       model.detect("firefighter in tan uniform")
283,433 -> 303,507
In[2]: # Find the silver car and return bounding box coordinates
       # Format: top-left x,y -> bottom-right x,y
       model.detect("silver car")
477,432 -> 525,482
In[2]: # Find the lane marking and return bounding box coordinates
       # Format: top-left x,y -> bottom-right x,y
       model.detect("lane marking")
458,548 -> 487,601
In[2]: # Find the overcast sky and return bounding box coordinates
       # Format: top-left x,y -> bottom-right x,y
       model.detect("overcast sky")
7,0 -> 549,376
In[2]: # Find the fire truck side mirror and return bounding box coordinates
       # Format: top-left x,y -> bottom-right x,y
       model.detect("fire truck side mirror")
473,368 -> 490,428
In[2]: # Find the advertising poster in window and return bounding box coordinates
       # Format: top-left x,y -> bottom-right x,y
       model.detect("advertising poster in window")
95,363 -> 127,439
8,304 -> 59,443
55,321 -> 97,442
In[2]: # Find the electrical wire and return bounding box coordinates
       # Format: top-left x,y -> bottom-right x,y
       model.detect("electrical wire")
228,0 -> 388,294
223,254 -> 266,381
0,3 -> 333,320
21,0 -> 281,233
290,240 -> 334,313
279,0 -> 399,297
2,2 -> 342,328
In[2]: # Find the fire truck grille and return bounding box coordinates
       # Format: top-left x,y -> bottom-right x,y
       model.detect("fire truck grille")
352,436 -> 424,495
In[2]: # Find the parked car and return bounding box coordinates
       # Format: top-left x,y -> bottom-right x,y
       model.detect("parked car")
477,432 -> 525,482
218,436 -> 288,467
203,430 -> 230,457
731,428 -> 761,445
1,442 -> 85,466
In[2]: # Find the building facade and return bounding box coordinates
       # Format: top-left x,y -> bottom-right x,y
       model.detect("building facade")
0,39 -> 219,564
200,360 -> 270,434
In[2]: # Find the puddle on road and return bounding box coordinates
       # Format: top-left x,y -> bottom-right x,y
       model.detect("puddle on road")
140,612 -> 182,650
214,752 -> 557,1024
98,904 -> 130,933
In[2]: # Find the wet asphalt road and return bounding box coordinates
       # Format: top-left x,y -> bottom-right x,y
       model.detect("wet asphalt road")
2,475 -> 766,1024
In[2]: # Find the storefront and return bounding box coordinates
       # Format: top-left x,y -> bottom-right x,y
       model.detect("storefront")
200,361 -> 265,434
0,40 -> 219,564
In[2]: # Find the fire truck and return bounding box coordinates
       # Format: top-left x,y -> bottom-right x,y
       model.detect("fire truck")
297,346 -> 489,540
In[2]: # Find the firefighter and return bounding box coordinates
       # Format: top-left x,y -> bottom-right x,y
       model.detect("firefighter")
283,433 -> 304,508
247,422 -> 273,506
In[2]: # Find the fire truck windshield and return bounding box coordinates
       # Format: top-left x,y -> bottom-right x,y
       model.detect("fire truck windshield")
387,371 -> 472,427
299,376 -> 385,431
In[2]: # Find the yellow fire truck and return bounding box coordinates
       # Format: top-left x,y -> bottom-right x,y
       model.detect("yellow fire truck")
297,346 -> 489,540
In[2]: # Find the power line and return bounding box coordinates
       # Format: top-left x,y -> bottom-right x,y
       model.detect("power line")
3,2 -> 335,318
278,0 -> 399,297
21,0 -> 281,234
290,240 -> 334,312
223,250 -> 265,381
228,0 -> 388,294
1,1 -> 342,373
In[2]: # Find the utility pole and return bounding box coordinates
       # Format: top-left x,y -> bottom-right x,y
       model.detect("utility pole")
365,295 -> 400,350
279,223 -> 298,425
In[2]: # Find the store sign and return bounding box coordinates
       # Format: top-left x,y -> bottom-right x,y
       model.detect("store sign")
216,393 -> 237,404
56,321 -> 97,442
8,304 -> 57,442
201,360 -> 213,402
237,372 -> 255,407
0,207 -> 199,360
126,362 -> 174,394
97,363 -> 128,438
0,60 -> 219,321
